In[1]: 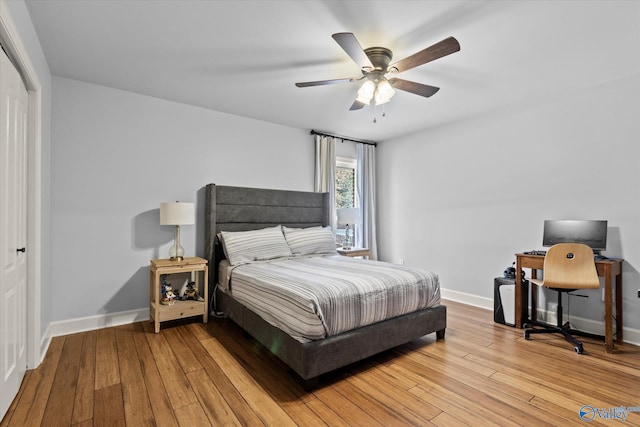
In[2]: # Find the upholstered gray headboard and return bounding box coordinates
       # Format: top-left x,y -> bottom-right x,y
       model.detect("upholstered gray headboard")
204,183 -> 330,287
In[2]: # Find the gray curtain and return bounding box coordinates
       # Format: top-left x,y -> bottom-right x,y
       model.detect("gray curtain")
314,134 -> 337,232
356,143 -> 377,260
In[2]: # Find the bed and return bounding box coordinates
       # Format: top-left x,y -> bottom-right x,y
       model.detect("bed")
204,183 -> 446,389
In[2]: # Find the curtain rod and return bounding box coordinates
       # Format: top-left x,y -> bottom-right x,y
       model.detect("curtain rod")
310,130 -> 377,147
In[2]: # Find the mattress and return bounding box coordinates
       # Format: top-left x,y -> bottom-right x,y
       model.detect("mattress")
219,255 -> 440,342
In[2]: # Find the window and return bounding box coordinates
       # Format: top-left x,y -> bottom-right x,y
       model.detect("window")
336,157 -> 356,209
335,157 -> 356,245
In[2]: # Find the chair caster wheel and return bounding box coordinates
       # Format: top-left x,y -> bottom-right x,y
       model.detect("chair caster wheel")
524,331 -> 530,340
574,345 -> 584,354
523,323 -> 530,328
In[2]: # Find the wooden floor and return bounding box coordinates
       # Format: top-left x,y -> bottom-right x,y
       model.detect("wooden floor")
3,300 -> 640,426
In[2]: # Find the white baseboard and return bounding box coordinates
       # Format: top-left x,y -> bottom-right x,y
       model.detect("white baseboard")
35,309 -> 149,365
36,309 -> 148,365
441,288 -> 493,311
38,324 -> 51,366
441,287 -> 640,347
48,308 -> 149,339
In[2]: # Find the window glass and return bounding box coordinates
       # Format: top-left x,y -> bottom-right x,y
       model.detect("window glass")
335,157 -> 356,246
336,166 -> 354,209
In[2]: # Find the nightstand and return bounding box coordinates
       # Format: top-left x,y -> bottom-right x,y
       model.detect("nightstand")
149,257 -> 208,333
337,248 -> 370,258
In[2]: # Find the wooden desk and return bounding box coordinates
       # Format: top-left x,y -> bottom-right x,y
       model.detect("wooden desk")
515,253 -> 623,353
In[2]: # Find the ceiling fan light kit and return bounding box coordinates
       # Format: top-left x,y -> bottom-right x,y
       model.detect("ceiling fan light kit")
295,32 -> 460,112
355,74 -> 395,106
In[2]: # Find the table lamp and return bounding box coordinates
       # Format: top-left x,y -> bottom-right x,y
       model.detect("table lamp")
337,207 -> 360,250
160,201 -> 195,261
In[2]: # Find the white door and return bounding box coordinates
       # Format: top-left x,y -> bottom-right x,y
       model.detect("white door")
0,47 -> 28,419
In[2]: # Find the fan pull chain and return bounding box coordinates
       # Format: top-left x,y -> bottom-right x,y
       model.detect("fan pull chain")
372,104 -> 387,123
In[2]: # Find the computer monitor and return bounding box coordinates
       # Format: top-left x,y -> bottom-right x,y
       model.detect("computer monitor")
542,220 -> 608,253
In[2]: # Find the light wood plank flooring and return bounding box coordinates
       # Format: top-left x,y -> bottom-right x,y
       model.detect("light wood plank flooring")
2,300 -> 640,426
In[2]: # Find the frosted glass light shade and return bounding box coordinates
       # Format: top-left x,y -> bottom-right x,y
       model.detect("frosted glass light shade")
375,80 -> 395,105
356,80 -> 375,105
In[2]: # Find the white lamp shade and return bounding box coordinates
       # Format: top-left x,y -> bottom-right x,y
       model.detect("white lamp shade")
160,202 -> 195,225
337,207 -> 360,225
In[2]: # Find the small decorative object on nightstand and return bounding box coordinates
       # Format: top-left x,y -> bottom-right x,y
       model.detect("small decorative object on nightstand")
149,257 -> 208,333
337,247 -> 370,258
160,279 -> 176,305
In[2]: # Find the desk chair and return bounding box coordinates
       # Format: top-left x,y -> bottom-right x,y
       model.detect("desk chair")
524,243 -> 600,354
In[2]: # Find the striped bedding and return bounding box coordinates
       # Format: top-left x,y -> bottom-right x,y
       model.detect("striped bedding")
220,255 -> 440,342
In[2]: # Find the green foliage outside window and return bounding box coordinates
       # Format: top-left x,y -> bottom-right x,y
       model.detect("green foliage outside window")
336,166 -> 354,209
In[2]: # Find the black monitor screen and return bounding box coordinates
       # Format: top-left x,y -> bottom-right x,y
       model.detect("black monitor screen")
542,220 -> 608,251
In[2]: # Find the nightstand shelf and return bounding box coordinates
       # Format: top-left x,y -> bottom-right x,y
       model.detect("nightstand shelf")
149,257 -> 208,333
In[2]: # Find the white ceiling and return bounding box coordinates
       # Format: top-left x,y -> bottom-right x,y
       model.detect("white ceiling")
25,0 -> 640,142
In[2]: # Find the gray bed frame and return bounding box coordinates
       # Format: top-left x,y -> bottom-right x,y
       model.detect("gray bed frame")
204,183 -> 446,389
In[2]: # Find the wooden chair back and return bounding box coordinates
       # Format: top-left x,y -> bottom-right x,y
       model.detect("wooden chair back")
541,243 -> 600,290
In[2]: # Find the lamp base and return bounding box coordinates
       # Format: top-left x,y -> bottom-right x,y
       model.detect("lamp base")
342,224 -> 353,250
168,225 -> 185,261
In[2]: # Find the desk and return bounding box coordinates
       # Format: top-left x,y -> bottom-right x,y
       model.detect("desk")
515,253 -> 623,353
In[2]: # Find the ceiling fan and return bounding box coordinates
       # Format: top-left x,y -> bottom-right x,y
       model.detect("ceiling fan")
295,33 -> 460,110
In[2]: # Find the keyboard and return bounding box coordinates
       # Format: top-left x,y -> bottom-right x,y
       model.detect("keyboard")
523,250 -> 547,256
524,250 -> 609,260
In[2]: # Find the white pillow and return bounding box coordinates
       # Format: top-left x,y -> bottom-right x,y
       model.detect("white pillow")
283,226 -> 337,256
220,226 -> 292,265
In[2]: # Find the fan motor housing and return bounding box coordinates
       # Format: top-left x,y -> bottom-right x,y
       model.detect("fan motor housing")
364,47 -> 392,71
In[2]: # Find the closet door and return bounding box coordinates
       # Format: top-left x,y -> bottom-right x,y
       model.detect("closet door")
0,46 -> 28,419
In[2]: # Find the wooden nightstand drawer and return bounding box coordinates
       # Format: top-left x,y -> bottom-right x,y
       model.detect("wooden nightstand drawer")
151,300 -> 206,322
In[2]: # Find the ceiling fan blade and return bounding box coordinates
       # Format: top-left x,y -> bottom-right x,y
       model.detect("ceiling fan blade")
332,32 -> 374,69
295,77 -> 354,87
389,78 -> 440,98
390,37 -> 460,73
349,100 -> 366,110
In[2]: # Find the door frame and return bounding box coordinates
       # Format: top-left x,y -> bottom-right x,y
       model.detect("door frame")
0,0 -> 43,369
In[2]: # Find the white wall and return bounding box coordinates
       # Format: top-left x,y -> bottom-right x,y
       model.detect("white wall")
335,138 -> 357,160
50,76 -> 313,322
377,73 -> 640,333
